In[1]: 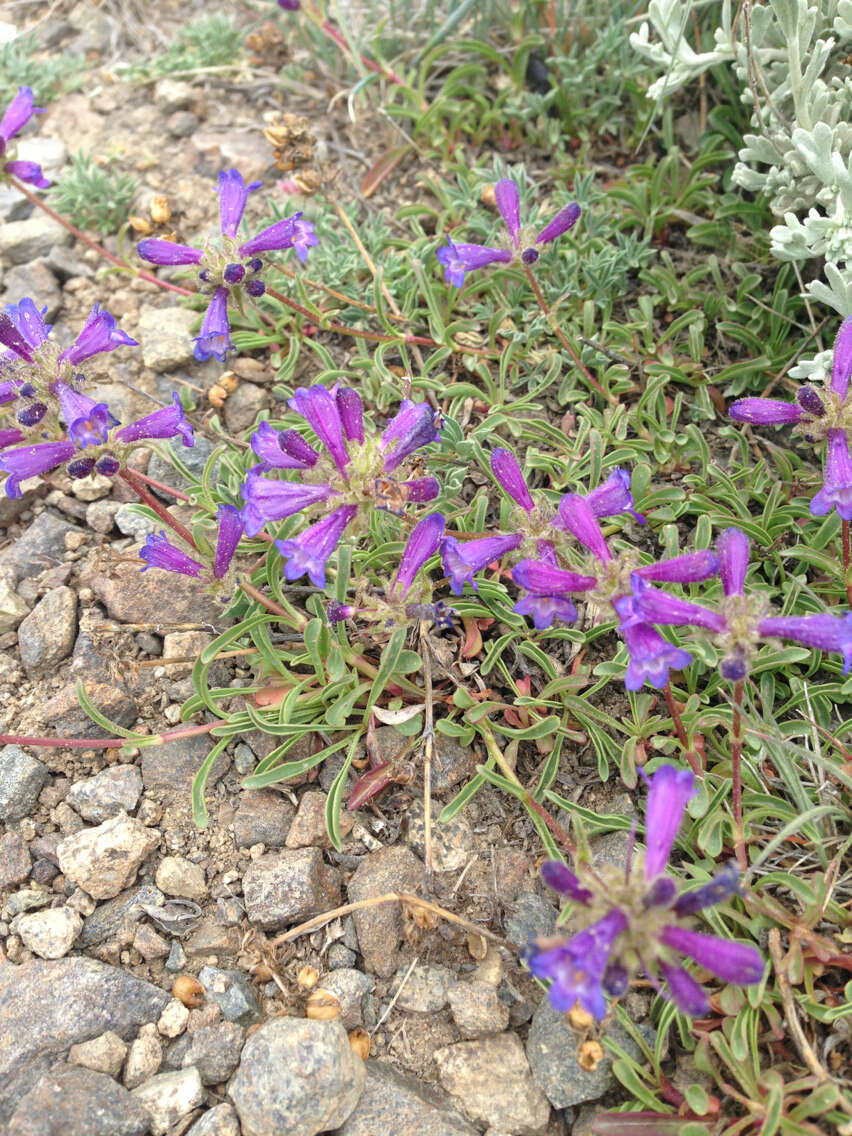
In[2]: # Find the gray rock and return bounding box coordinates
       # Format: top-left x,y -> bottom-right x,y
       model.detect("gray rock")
68,1031 -> 128,1078
86,499 -> 121,534
186,1103 -> 241,1136
406,801 -> 473,872
115,503 -> 160,539
242,848 -> 341,930
229,1016 -> 365,1136
155,855 -> 207,900
504,893 -> 558,950
327,942 -> 356,969
0,957 -> 169,1122
142,731 -> 230,792
447,981 -> 510,1038
347,846 -> 422,977
167,110 -> 199,138
137,306 -> 198,372
57,812 -> 159,899
46,243 -> 94,281
166,940 -> 187,973
2,261 -> 62,320
0,579 -> 31,633
180,1021 -> 245,1084
0,215 -> 72,265
223,383 -> 268,433
147,432 -> 218,495
199,967 -> 260,1026
0,831 -> 32,887
39,681 -> 138,740
131,1067 -> 204,1136
66,764 -> 143,823
6,888 -> 52,916
0,513 -> 82,583
17,906 -> 82,959
526,1001 -> 653,1109
320,968 -> 374,1030
153,79 -> 196,111
434,1033 -> 550,1135
78,883 -> 164,948
337,1061 -> 478,1136
234,790 -> 295,848
285,790 -> 352,848
0,745 -> 47,822
7,1064 -> 150,1136
17,586 -> 77,675
392,963 -> 453,1013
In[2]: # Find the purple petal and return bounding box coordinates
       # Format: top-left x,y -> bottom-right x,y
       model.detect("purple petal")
436,237 -> 512,287
511,559 -> 597,594
527,908 -> 628,1020
0,312 -> 35,361
540,860 -> 593,904
292,218 -> 318,262
289,385 -> 350,476
494,179 -> 521,245
659,926 -> 764,984
535,202 -> 581,245
4,298 -> 50,351
0,87 -> 42,142
139,531 -> 205,577
0,428 -> 24,447
115,392 -> 194,448
728,398 -> 804,426
619,620 -> 693,692
642,764 -> 695,879
659,962 -> 709,1016
274,504 -> 356,588
514,593 -> 579,629
336,388 -> 364,444
194,287 -> 232,362
251,421 -> 319,469
3,160 -> 49,188
400,476 -> 440,502
213,504 -> 245,580
644,876 -> 677,907
635,550 -> 720,585
674,862 -> 741,916
392,513 -> 445,598
758,612 -> 852,675
218,169 -> 262,238
239,215 -> 299,256
796,385 -> 825,416
716,528 -> 749,597
830,315 -> 852,401
617,575 -> 726,633
491,447 -> 534,512
586,467 -> 645,524
810,429 -> 852,521
0,441 -> 75,497
381,401 -> 440,474
440,532 -> 522,595
54,382 -> 119,448
555,493 -> 612,561
59,303 -> 138,366
239,468 -> 337,538
136,238 -> 203,266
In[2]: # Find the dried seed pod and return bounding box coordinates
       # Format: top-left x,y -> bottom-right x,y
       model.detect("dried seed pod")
128,215 -> 152,234
568,1004 -> 595,1031
292,169 -> 322,195
297,964 -> 319,992
348,1028 -> 370,1060
577,1039 -> 604,1071
208,385 -> 228,408
481,183 -> 497,208
219,371 -> 239,393
305,988 -> 341,1020
466,932 -> 488,960
150,195 -> 171,224
172,975 -> 205,1008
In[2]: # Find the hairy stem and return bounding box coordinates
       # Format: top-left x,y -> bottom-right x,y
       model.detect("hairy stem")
0,719 -> 220,750
118,468 -> 198,549
731,679 -> 747,871
663,681 -> 702,776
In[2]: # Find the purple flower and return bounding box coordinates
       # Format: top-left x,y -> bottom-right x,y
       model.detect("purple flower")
619,619 -> 693,691
797,386 -> 826,416
239,468 -> 338,537
642,765 -> 696,879
810,429 -> 852,521
436,237 -> 511,288
58,303 -> 138,365
658,926 -> 764,985
717,527 -> 749,596
616,575 -> 726,634
534,202 -> 582,246
54,381 -> 120,448
291,217 -> 318,263
139,531 -> 205,578
214,504 -> 245,580
251,421 -> 319,469
540,860 -> 593,905
218,168 -> 262,238
527,909 -> 628,1018
327,600 -> 356,622
554,493 -> 613,562
400,476 -> 440,502
336,387 -> 364,444
495,179 -> 521,246
0,428 -> 24,447
274,504 -> 357,588
830,315 -> 852,400
728,398 -> 806,426
278,0 -> 301,9
380,401 -> 440,474
0,298 -> 51,361
491,447 -> 535,512
440,532 -> 522,595
511,559 -> 597,595
460,177 -> 581,274
392,513 -> 445,598
634,550 -> 720,585
1,88 -> 49,188
658,962 -> 709,1016
239,214 -> 304,257
586,467 -> 646,524
114,393 -> 194,448
289,385 -> 350,476
514,593 -> 579,629
194,287 -> 232,362
673,863 -> 741,916
3,160 -> 49,188
137,239 -> 204,266
0,440 -> 75,497
758,613 -> 852,675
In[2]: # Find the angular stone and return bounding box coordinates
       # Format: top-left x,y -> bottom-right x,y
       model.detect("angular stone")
57,812 -> 159,899
234,790 -> 295,848
406,801 -> 473,872
0,512 -> 82,583
198,967 -> 260,1026
82,548 -> 221,624
347,846 -> 422,977
134,922 -> 170,960
320,968 -> 374,1030
66,764 -> 143,823
434,1033 -> 550,1135
0,831 -> 32,888
154,79 -> 195,111
0,579 -> 31,633
17,906 -> 82,959
2,260 -> 62,321
114,503 -> 159,540
17,585 -> 77,674
447,981 -> 510,1039
137,306 -> 198,372
124,1022 -> 162,1089
155,855 -> 207,900
504,892 -> 559,950
185,1103 -> 241,1136
243,848 -> 341,930
285,790 -> 351,848
0,745 -> 47,822
68,1031 -> 128,1078
337,1062 -> 478,1136
39,681 -> 138,740
157,999 -> 190,1039
180,1021 -> 244,1084
78,883 -> 164,948
7,1064 -> 150,1136
131,1067 -> 204,1136
0,215 -> 72,266
223,382 -> 268,433
141,732 -> 229,791
0,957 -> 169,1122
229,1017 -> 365,1136
392,963 -> 453,1013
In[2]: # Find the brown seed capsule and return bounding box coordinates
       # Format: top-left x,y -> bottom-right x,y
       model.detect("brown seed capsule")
172,975 -> 205,1008
219,371 -> 239,393
208,385 -> 228,408
305,988 -> 340,1020
128,216 -> 152,234
297,964 -> 319,992
150,195 -> 171,224
348,1028 -> 370,1060
467,932 -> 488,960
568,1004 -> 595,1031
481,183 -> 497,208
577,1039 -> 604,1071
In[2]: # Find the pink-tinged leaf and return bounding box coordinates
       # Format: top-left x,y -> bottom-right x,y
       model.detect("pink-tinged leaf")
347,759 -> 414,810
253,685 -> 293,708
461,617 -> 483,658
360,145 -> 412,198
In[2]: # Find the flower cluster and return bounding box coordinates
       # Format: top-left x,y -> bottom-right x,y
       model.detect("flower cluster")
526,764 -> 764,1019
139,504 -> 245,588
0,87 -> 51,190
137,169 -> 317,361
437,177 -> 580,287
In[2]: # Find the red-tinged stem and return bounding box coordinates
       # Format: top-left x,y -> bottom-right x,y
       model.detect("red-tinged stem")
238,578 -> 308,631
127,469 -> 191,501
547,0 -> 556,38
118,468 -> 198,550
731,679 -> 747,871
0,719 -> 220,750
9,177 -> 195,297
843,520 -> 852,607
318,19 -> 410,92
263,287 -> 494,357
663,681 -> 702,776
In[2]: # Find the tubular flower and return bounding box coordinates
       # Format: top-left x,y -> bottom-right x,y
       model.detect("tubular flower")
1,87 -> 50,188
139,532 -> 205,578
810,428 -> 852,521
193,286 -> 232,362
114,394 -> 194,448
274,504 -> 357,588
213,504 -> 245,580
437,177 -> 581,286
0,441 -> 75,497
439,532 -> 523,595
391,513 -> 446,598
58,304 -> 138,365
526,764 -> 764,1019
239,468 -> 338,538
0,298 -> 135,380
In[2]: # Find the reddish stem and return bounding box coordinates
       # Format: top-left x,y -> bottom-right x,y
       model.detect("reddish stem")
0,719 -> 220,750
118,468 -> 198,550
731,680 -> 747,871
318,19 -> 410,91
10,177 -> 194,297
128,469 -> 191,501
663,681 -> 702,776
842,521 -> 852,607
